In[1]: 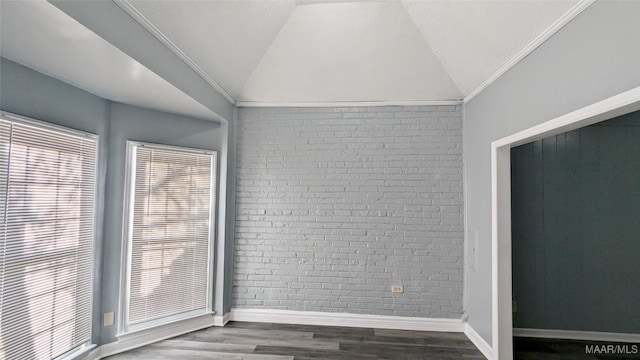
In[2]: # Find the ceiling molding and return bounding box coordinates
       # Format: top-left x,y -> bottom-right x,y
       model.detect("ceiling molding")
463,0 -> 594,103
236,100 -> 463,108
112,0 -> 237,105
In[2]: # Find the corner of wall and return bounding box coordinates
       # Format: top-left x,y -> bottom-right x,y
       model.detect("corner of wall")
464,323 -> 494,360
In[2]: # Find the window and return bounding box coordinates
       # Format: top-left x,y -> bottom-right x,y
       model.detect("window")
0,112 -> 97,360
121,142 -> 215,333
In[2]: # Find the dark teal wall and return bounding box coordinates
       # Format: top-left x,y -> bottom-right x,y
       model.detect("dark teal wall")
511,110 -> 640,333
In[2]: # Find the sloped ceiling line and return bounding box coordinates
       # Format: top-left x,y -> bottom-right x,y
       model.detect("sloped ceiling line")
236,4 -> 297,101
239,1 -> 464,103
462,0 -> 594,102
111,0 -> 595,106
113,0 -> 237,104
398,1 -> 463,99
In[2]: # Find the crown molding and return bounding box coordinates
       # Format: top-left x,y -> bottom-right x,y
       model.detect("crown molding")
113,0 -> 236,105
236,100 -> 463,108
113,0 -> 593,107
463,0 -> 595,103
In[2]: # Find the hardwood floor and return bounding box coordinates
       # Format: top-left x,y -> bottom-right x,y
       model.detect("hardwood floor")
106,321 -> 487,360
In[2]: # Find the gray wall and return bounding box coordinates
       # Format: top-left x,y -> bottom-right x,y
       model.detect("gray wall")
223,109 -> 238,315
0,57 -> 110,346
101,103 -> 222,343
0,58 -> 226,345
511,111 -> 640,334
463,1 -> 640,343
233,106 -> 464,318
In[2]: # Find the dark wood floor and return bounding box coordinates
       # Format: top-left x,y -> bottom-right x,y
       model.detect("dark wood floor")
106,321 -> 487,360
514,337 -> 640,360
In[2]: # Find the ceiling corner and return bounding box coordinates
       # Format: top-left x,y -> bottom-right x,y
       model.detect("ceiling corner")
113,0 -> 237,105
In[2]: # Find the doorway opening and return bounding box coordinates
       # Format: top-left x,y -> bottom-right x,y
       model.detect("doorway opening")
490,86 -> 640,360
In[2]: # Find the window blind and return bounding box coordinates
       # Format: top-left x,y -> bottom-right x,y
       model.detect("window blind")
0,115 -> 97,360
124,143 -> 214,330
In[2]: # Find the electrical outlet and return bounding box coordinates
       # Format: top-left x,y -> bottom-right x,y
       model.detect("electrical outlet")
391,285 -> 404,293
467,230 -> 479,272
104,312 -> 114,327
512,301 -> 517,313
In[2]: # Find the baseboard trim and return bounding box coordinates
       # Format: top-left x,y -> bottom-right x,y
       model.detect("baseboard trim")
229,308 -> 464,332
214,312 -> 231,326
513,328 -> 640,343
82,310 -> 499,360
82,314 -> 216,360
464,324 -> 494,360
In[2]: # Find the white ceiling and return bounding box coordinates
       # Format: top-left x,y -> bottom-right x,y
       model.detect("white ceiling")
0,0 -> 586,109
127,0 -> 297,100
127,0 -> 580,104
0,0 -> 219,120
240,1 -> 461,102
403,0 -> 581,97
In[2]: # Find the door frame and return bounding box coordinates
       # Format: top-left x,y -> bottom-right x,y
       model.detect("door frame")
490,86 -> 640,360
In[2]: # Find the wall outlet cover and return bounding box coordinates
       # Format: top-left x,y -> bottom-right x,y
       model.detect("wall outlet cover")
104,312 -> 115,327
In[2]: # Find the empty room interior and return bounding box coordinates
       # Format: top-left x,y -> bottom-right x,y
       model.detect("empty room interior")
0,1 -> 638,360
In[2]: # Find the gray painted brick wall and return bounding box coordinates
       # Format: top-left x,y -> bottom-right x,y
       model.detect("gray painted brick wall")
233,105 -> 464,319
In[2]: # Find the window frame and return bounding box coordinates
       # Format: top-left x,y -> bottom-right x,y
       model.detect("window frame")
118,140 -> 217,336
0,110 -> 99,359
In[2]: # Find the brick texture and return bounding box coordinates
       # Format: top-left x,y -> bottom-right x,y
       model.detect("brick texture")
233,106 -> 463,319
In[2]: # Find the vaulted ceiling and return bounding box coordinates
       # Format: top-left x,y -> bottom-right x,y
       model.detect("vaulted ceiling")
1,0 -> 590,117
125,0 -> 581,104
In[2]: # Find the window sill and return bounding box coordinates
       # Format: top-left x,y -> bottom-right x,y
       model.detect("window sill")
116,312 -> 216,342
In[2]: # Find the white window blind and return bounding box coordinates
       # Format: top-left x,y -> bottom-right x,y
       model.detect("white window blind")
0,114 -> 97,360
123,142 -> 215,332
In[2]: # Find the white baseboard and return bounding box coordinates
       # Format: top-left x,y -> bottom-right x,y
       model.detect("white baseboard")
464,324 -> 494,360
513,328 -> 640,343
81,309 -> 497,360
82,314 -> 216,360
229,308 -> 464,332
214,312 -> 230,326
82,348 -> 101,360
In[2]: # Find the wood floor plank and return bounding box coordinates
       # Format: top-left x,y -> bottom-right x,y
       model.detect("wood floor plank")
339,341 -> 478,360
147,339 -> 256,353
106,322 -> 640,360
374,329 -> 468,340
201,327 -> 315,340
271,323 -> 376,337
222,336 -> 340,351
176,331 -> 226,343
107,348 -> 293,360
225,321 -> 275,330
253,345 -> 378,360
105,321 -> 489,360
